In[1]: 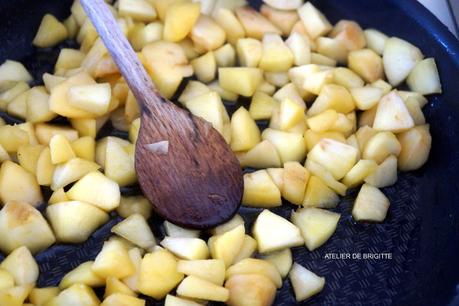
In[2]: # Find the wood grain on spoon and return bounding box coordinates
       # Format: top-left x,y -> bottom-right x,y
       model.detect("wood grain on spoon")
80,0 -> 243,229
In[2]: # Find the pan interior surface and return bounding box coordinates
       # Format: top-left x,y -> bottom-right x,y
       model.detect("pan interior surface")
0,0 -> 458,305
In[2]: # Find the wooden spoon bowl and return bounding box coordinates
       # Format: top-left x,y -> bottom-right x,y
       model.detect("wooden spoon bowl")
80,0 -> 243,229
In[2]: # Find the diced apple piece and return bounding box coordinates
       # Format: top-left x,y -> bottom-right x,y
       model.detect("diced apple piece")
342,159 -> 378,187
289,263 -> 325,302
397,125 -> 432,171
26,86 -> 56,123
177,259 -> 225,286
230,107 -> 261,151
237,140 -> 281,169
177,275 -> 229,302
262,128 -> 306,163
190,15 -> 226,51
209,224 -> 245,267
259,34 -> 294,72
214,44 -> 236,67
0,161 -> 42,206
191,52 -> 216,83
138,249 -> 184,300
330,20 -> 366,51
49,134 -> 75,164
33,14 -> 68,48
253,210 -> 303,253
36,147 -> 54,186
0,201 -> 55,254
93,239 -> 135,279
0,285 -> 33,306
279,98 -> 305,131
292,207 -> 340,251
364,29 -> 388,55
383,37 -> 424,86
161,237 -> 209,260
101,293 -> 145,306
298,2 -> 331,39
235,7 -> 281,40
308,84 -> 354,116
67,171 -> 120,211
260,4 -> 299,35
282,161 -> 309,205
0,246 -> 38,285
363,132 -> 401,164
351,86 -> 383,111
365,155 -> 398,188
130,22 -> 163,51
249,91 -> 277,120
398,90 -> 428,108
333,67 -> 364,89
242,170 -> 281,208
0,125 -> 29,153
273,83 -> 305,109
261,248 -> 292,278
286,32 -> 311,66
219,67 -> 263,97
51,158 -> 100,191
0,60 -> 32,87
59,261 -> 105,289
163,2 -> 200,42
303,175 -> 339,208
308,138 -> 358,180
373,91 -> 414,132
112,214 -> 156,250
164,221 -> 200,239
348,49 -> 383,83
226,258 -> 282,288
16,144 -> 44,175
121,247 -> 142,292
406,58 -> 442,95
233,235 -> 257,263
104,277 -> 136,298
54,284 -> 100,306
35,123 -> 78,145
210,214 -> 244,235
29,287 -> 60,306
165,294 -> 202,306
47,201 -> 108,243
316,37 -> 348,64
306,110 -> 338,133
305,159 -> 347,196
225,274 -> 276,306
304,130 -> 345,152
213,8 -> 246,45
0,269 -> 14,290
119,0 -> 157,22
353,184 -> 390,222
67,83 -> 111,116
103,138 -> 137,187
404,97 -> 426,125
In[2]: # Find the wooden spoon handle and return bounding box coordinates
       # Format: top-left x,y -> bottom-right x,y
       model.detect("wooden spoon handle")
79,0 -> 161,111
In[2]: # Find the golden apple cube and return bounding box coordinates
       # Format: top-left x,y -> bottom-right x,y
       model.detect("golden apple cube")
292,207 -> 340,251
190,15 -> 226,51
259,34 -> 294,72
305,159 -> 347,196
191,52 -> 216,83
104,277 -> 136,298
160,237 -> 209,260
0,285 -> 33,306
242,170 -> 282,208
330,20 -> 366,51
373,91 -> 414,133
112,214 -> 156,250
163,221 -> 200,239
350,86 -> 384,111
363,132 -> 401,164
237,140 -> 281,169
353,184 -> 390,222
233,235 -> 258,263
29,287 -> 60,306
35,123 -> 78,145
0,125 -> 29,153
282,161 -> 310,205
261,248 -> 292,278
364,29 -> 388,55
0,269 -> 14,290
67,83 -> 112,116
260,4 -> 299,35
93,240 -> 135,279
253,209 -> 304,253
185,91 -> 226,134
210,214 -> 244,236
235,6 -> 281,40
316,37 -> 348,64
297,2 -> 332,39
304,130 -> 346,152
51,158 -> 100,191
219,67 -> 263,97
54,284 -> 100,306
383,37 -> 424,86
289,263 -> 325,302
342,159 -> 378,188
59,261 -> 105,289
101,293 -> 145,306
214,8 -> 246,45
176,275 -> 229,302
262,128 -> 306,163
0,60 -> 32,87
225,274 -> 276,306
249,91 -> 278,120
226,258 -> 282,288
209,224 -> 245,267
33,14 -> 68,48
308,84 -> 355,116
230,107 -> 261,152
163,2 -> 200,42
348,49 -> 383,84
307,109 -> 339,133
118,0 -> 157,22
266,168 -> 284,192
49,134 -> 76,164
0,161 -> 42,206
0,201 -> 55,254
279,98 -> 305,131
397,125 -> 432,171
138,249 -> 184,300
407,58 -> 442,95
46,201 -> 109,243
177,259 -> 226,286
308,138 -> 358,180
16,144 -> 44,175
286,32 -> 311,66
303,175 -> 339,209
365,155 -> 398,188
0,246 -> 38,285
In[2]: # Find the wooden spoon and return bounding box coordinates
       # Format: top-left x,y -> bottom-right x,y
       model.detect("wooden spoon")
80,0 -> 243,229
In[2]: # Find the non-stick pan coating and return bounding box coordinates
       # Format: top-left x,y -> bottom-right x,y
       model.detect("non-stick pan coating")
0,0 -> 458,305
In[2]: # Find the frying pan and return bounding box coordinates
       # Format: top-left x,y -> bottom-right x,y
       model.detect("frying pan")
0,0 -> 459,305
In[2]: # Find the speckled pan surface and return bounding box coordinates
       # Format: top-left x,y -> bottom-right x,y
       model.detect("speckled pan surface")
1,0 -> 459,305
